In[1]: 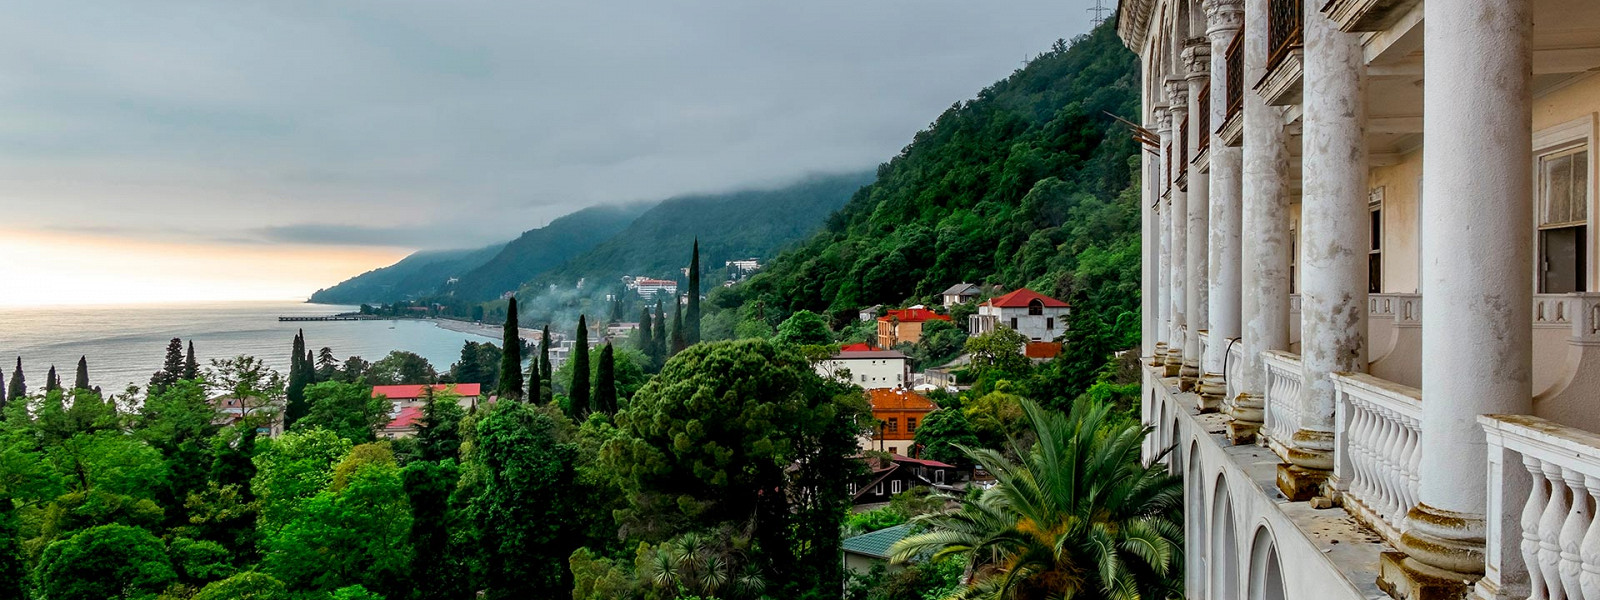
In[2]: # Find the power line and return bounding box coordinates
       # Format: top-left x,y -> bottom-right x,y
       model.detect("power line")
1089,0 -> 1113,27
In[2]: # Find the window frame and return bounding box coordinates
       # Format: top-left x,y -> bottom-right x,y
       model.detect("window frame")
891,480 -> 903,494
1369,187 -> 1384,294
1532,115 -> 1597,294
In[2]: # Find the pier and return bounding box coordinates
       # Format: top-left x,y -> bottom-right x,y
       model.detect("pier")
277,315 -> 375,322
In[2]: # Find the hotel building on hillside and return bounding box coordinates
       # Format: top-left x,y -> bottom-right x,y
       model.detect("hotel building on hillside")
1122,0 -> 1600,598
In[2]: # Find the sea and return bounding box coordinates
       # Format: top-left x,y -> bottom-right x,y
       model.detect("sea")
0,301 -> 495,395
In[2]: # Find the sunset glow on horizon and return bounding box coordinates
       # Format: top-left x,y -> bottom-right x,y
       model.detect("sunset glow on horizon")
0,229 -> 409,307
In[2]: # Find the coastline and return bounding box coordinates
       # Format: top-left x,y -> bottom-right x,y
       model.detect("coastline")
428,317 -> 541,342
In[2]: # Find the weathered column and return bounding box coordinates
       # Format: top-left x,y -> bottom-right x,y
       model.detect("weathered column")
1142,141 -> 1158,359
1280,0 -> 1368,500
1165,77 -> 1190,377
1199,0 -> 1244,415
1155,107 -> 1174,367
1236,0 -> 1291,445
1386,0 -> 1533,595
1182,45 -> 1211,394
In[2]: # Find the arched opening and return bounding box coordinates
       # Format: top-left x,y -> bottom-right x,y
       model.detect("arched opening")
1168,413 -> 1183,474
1210,477 -> 1239,600
1028,298 -> 1044,315
1187,445 -> 1207,598
1248,527 -> 1287,600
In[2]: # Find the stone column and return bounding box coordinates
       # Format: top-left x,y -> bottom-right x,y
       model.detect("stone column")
1281,0 -> 1368,499
1155,108 -> 1174,366
1236,0 -> 1291,445
1199,0 -> 1244,416
1387,0 -> 1533,595
1182,45 -> 1211,394
1142,138 -> 1158,360
1165,77 -> 1190,377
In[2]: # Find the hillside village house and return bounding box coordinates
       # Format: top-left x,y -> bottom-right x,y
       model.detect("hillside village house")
815,343 -> 909,389
861,387 -> 938,455
968,288 -> 1070,341
858,304 -> 883,322
1125,0 -> 1600,598
875,307 -> 951,348
939,283 -> 981,308
371,383 -> 481,410
848,454 -> 962,507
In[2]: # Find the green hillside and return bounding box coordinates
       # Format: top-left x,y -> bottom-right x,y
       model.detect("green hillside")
308,244 -> 505,305
441,203 -> 653,303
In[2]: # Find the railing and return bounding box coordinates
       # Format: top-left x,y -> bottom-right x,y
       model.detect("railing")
1262,351 -> 1304,454
1165,143 -> 1173,193
1481,415 -> 1600,600
1333,373 -> 1422,544
1224,29 -> 1243,125
1179,115 -> 1188,178
1197,86 -> 1210,154
1534,294 -> 1579,327
1267,0 -> 1304,73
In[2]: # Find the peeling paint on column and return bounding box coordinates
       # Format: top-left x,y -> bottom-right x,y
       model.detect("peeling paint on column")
1238,0 -> 1291,414
1201,0 -> 1243,400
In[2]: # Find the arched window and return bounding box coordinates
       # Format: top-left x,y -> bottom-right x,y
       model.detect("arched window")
1248,526 -> 1287,600
1211,477 -> 1239,600
1187,446 -> 1208,598
1028,299 -> 1045,316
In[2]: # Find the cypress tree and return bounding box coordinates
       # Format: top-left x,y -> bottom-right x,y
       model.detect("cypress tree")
7,358 -> 22,402
0,364 -> 6,407
594,343 -> 617,414
285,331 -> 309,428
304,349 -> 316,384
650,300 -> 667,366
526,350 -> 540,404
183,341 -> 198,380
569,315 -> 591,417
687,239 -> 701,345
150,337 -> 184,391
74,356 -> 89,391
497,298 -> 524,401
538,325 -> 552,403
44,367 -> 59,393
670,299 -> 686,356
637,307 -> 654,354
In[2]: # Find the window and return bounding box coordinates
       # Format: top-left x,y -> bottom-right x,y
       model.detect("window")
1369,188 -> 1383,293
1539,146 -> 1589,293
935,470 -> 945,485
1010,317 -> 1019,329
1046,317 -> 1055,330
1028,299 -> 1044,315
891,480 -> 903,494
887,418 -> 898,434
848,482 -> 857,495
907,418 -> 918,433
874,482 -> 884,496
888,446 -> 898,455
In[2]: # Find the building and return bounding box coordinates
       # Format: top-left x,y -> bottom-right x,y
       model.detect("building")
842,524 -> 915,575
380,406 -> 423,439
725,258 -> 760,272
1124,0 -> 1600,599
848,454 -> 963,507
939,283 -> 981,308
858,305 -> 883,322
861,388 -> 938,455
968,288 -> 1069,342
876,307 -> 951,348
629,277 -> 678,298
816,344 -> 909,389
371,383 -> 481,410
209,394 -> 283,437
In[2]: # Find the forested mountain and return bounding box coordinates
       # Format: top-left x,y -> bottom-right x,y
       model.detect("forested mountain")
440,203 -> 653,302
528,172 -> 873,293
308,244 -> 505,305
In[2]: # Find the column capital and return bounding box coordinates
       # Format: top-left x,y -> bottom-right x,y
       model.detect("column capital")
1182,44 -> 1212,81
1202,0 -> 1245,39
1163,77 -> 1190,112
1153,106 -> 1174,132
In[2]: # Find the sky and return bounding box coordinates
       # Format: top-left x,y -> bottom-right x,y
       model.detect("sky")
0,0 -> 1096,306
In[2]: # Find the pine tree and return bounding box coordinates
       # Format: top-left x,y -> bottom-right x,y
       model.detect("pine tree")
183,341 -> 198,380
637,307 -> 654,354
74,356 -> 89,390
6,358 -> 22,402
538,325 -> 553,403
650,300 -> 667,367
150,338 -> 184,391
285,331 -> 310,428
687,239 -> 702,345
44,367 -> 59,392
594,343 -> 617,414
497,297 -> 525,401
670,299 -> 687,356
569,315 -> 591,417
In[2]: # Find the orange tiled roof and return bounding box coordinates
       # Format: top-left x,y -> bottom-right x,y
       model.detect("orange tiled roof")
1025,342 -> 1063,359
867,388 -> 937,412
371,383 -> 481,400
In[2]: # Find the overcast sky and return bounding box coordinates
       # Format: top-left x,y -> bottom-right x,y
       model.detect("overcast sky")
0,1 -> 1094,305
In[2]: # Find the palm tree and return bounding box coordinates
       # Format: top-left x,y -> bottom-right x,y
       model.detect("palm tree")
890,398 -> 1183,600
640,528 -> 766,599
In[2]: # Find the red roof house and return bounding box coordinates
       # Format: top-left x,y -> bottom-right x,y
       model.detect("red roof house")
371,383 -> 481,406
876,308 -> 952,348
972,289 -> 1071,342
381,406 -> 424,439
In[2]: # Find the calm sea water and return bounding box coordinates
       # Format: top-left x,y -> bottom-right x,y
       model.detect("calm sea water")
0,301 -> 493,394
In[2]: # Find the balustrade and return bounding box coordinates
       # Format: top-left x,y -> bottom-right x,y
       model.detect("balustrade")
1225,339 -> 1244,407
1481,415 -> 1600,600
1333,373 -> 1421,544
1197,86 -> 1210,154
1224,30 -> 1243,124
1266,0 -> 1303,73
1262,350 -> 1303,458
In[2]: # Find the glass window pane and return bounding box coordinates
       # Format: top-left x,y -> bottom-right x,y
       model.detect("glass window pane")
1541,227 -> 1582,293
1575,150 -> 1589,221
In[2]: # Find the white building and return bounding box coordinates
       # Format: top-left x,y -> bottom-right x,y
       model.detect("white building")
1125,0 -> 1600,599
814,345 -> 909,389
967,289 -> 1069,341
629,277 -> 677,298
939,283 -> 981,308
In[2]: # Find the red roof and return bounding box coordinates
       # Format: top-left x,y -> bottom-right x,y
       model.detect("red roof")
984,289 -> 1070,309
1025,342 -> 1063,359
867,388 -> 938,412
892,454 -> 956,469
386,406 -> 423,430
371,383 -> 481,400
878,308 -> 951,324
840,342 -> 874,352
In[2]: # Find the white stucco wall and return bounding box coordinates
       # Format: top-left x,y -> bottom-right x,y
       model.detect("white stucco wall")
976,305 -> 1069,341
816,356 -> 907,389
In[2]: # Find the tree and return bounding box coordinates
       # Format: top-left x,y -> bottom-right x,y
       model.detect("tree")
593,343 -> 617,415
6,357 -> 21,402
262,444 -> 413,598
285,332 -> 310,429
539,325 -> 553,403
649,301 -> 667,367
185,342 -> 201,380
891,399 -> 1183,600
773,310 -> 832,346
669,299 -> 687,356
450,341 -> 501,388
74,356 -> 90,390
497,298 -> 524,401
964,327 -> 1032,375
305,349 -> 318,385
252,429 -> 353,533
468,401 -> 579,599
193,572 -> 290,600
570,315 -> 591,417
315,347 -> 338,382
415,389 -> 465,462
637,306 -> 654,356
205,356 -> 285,424
402,459 -> 469,600
34,524 -> 177,600
912,408 -> 980,466
45,366 -> 60,392
151,337 -> 186,392
366,351 -> 438,386
295,381 -> 390,443
526,349 -> 541,405
339,356 -> 371,383
687,239 -> 702,345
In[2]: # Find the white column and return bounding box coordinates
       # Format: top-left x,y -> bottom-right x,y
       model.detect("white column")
1183,45 -> 1211,391
1200,0 -> 1245,414
1142,140 -> 1158,359
1402,0 -> 1533,582
1166,77 -> 1190,373
1289,0 -> 1368,475
1156,108 -> 1175,366
1238,0 -> 1291,437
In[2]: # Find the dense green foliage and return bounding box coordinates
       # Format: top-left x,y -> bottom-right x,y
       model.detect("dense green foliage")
442,204 -> 652,303
309,245 -> 507,305
497,298 -> 524,401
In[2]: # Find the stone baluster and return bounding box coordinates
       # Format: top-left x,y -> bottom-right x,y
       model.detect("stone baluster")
1541,461 -> 1570,597
1526,456 -> 1552,600
1580,474 -> 1600,599
1560,467 -> 1591,597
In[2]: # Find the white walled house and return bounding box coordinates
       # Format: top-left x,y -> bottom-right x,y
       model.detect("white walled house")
1126,0 -> 1600,599
940,283 -> 981,308
967,289 -> 1069,341
814,344 -> 909,389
